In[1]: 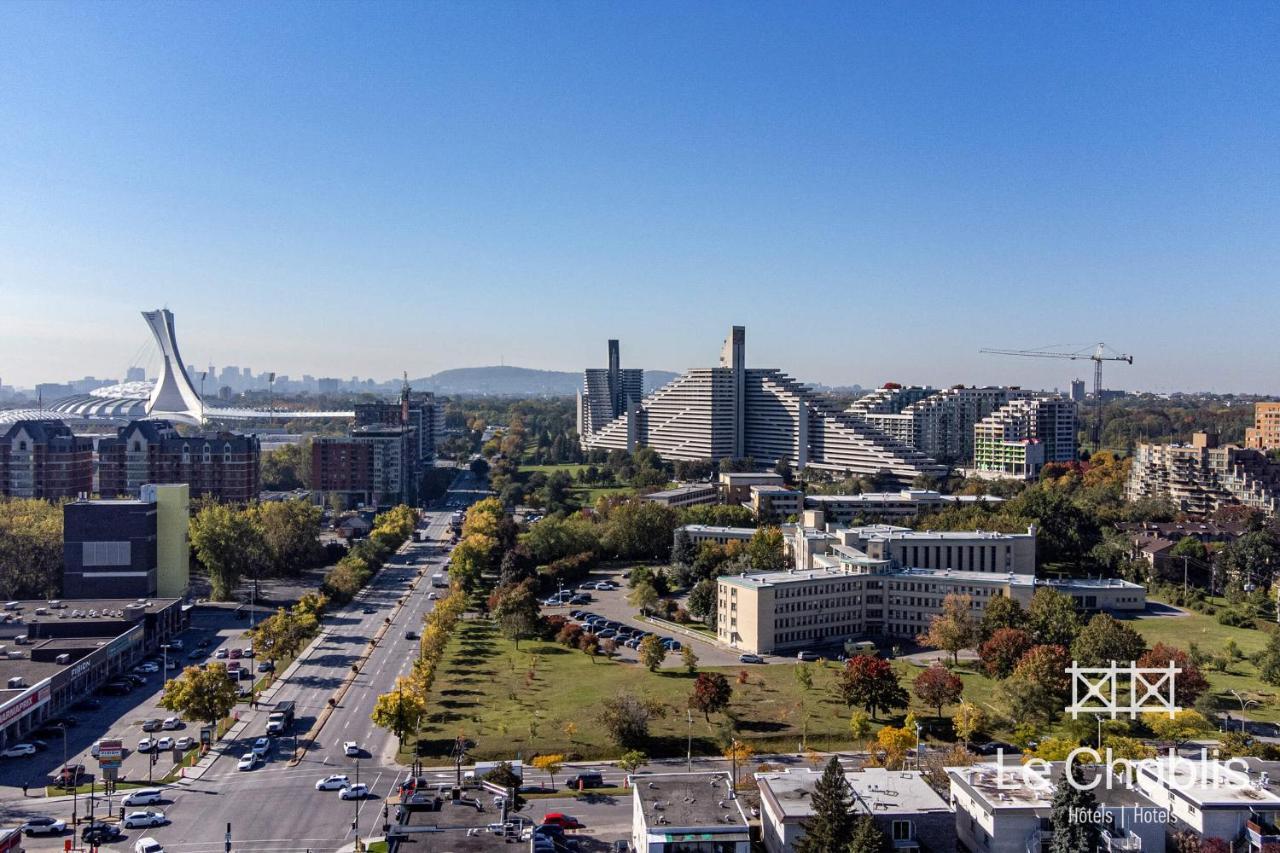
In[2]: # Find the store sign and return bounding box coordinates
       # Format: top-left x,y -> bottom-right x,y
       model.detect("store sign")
0,684 -> 50,729
97,738 -> 124,767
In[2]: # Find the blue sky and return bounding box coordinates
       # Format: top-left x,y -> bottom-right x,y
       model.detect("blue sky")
1,2 -> 1277,392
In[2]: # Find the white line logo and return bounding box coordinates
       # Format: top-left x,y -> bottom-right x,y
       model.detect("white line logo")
1065,660 -> 1181,719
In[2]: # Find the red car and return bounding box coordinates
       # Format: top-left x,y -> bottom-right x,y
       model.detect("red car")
541,813 -> 583,830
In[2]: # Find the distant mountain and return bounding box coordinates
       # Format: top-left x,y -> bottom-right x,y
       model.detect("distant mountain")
411,366 -> 680,397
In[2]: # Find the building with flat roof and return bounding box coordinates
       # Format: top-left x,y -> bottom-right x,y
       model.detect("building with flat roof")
1127,432 -> 1280,518
579,339 -> 645,440
756,766 -> 953,853
803,490 -> 1005,525
0,419 -> 93,499
0,597 -> 182,748
312,424 -> 416,508
630,771 -> 750,853
850,385 -> 1034,464
1246,402 -> 1280,451
719,471 -> 786,503
62,486 -> 189,599
643,483 -> 720,508
97,419 -> 260,502
750,485 -> 803,521
353,386 -> 439,463
676,524 -> 758,548
581,327 -> 948,484
972,396 -> 1077,480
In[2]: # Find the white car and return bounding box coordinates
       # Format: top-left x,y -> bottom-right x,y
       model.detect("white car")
251,737 -> 271,756
135,837 -> 165,853
20,816 -> 66,835
339,782 -> 369,800
344,741 -> 360,756
2,743 -> 37,758
175,736 -> 196,751
427,592 -> 438,600
155,737 -> 175,751
135,662 -> 159,674
137,738 -> 157,753
162,717 -> 182,730
315,774 -> 350,791
123,810 -> 166,828
123,789 -> 163,806
237,753 -> 260,771
593,581 -> 615,590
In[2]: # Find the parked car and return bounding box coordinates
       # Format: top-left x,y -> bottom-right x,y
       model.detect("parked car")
257,661 -> 275,673
3,743 -> 37,758
339,783 -> 369,800
135,837 -> 165,853
21,816 -> 66,836
796,650 -> 821,662
214,648 -> 228,659
187,649 -> 203,660
101,680 -> 132,696
974,741 -> 1018,756
175,736 -> 196,751
157,736 -> 176,750
162,716 -> 182,730
122,810 -> 166,829
142,718 -> 163,732
315,774 -> 350,791
344,741 -> 361,756
541,812 -> 584,830
738,653 -> 765,664
125,673 -> 147,686
229,648 -> 243,660
138,738 -> 157,753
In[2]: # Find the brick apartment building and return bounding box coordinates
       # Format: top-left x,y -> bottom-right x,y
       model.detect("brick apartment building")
97,419 -> 261,503
0,419 -> 94,499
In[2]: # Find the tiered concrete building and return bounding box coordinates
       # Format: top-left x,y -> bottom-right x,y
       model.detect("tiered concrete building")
971,395 -> 1077,480
0,419 -> 94,499
1127,432 -> 1280,518
578,339 -> 644,440
580,327 -> 947,484
850,385 -> 1033,464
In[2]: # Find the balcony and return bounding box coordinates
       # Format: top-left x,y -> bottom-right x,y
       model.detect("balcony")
1102,831 -> 1142,853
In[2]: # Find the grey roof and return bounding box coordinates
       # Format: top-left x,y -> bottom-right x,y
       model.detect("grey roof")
632,771 -> 751,833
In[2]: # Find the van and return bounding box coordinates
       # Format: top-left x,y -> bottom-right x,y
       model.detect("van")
123,788 -> 163,806
564,772 -> 604,790
135,837 -> 165,853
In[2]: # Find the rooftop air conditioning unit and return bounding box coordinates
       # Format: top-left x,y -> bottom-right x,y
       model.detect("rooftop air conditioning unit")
7,677 -> 24,688
55,654 -> 70,665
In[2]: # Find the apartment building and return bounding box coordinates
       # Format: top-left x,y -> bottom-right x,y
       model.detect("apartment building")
972,396 -> 1077,480
1126,432 -> 1280,518
720,471 -> 786,503
581,327 -> 948,484
803,490 -> 1004,525
312,425 -> 415,508
1246,402 -> 1280,451
353,389 -> 439,463
0,419 -> 93,499
757,766 -> 953,853
678,524 -> 758,548
850,385 -> 1034,464
97,419 -> 260,502
750,485 -> 803,520
641,482 -> 720,508
629,772 -> 750,853
1132,757 -> 1280,846
578,339 -> 645,439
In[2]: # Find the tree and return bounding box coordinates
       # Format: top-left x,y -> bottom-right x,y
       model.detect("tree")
250,499 -> 323,576
914,664 -> 964,718
837,656 -> 908,719
979,595 -> 1026,641
979,628 -> 1034,679
371,676 -> 428,745
1138,643 -> 1209,704
252,606 -> 318,667
0,499 -> 63,599
953,702 -> 986,744
849,709 -> 871,740
1028,587 -> 1081,647
689,672 -> 732,722
848,815 -> 892,853
617,749 -> 647,778
672,528 -> 697,568
687,579 -> 718,624
875,725 -> 916,770
190,502 -> 266,600
599,693 -> 665,748
916,593 -> 979,665
1049,761 -> 1100,853
1144,709 -> 1214,748
628,581 -> 660,617
1071,613 -> 1146,667
639,635 -> 668,671
746,526 -> 787,572
681,645 -> 700,674
999,644 -> 1071,723
469,457 -> 490,478
160,663 -> 240,728
530,754 -> 565,789
260,441 -> 310,490
491,582 -> 543,649
794,756 -> 856,853
794,663 -> 814,691
601,499 -> 680,560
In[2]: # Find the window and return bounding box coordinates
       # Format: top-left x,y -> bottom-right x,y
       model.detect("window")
17,441 -> 26,451
82,541 -> 131,566
132,441 -> 141,452
893,820 -> 913,840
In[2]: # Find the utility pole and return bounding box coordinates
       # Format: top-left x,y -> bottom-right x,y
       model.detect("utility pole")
686,709 -> 693,773
225,821 -> 232,853
1183,556 -> 1189,599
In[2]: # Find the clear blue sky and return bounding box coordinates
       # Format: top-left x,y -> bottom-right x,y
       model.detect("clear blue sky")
1,2 -> 1277,393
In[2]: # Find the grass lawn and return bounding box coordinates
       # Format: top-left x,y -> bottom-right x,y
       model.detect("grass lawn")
515,463 -> 635,506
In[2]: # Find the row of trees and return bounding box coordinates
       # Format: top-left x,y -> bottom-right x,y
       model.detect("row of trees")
320,505 -> 418,602
190,499 -> 328,600
0,498 -> 63,599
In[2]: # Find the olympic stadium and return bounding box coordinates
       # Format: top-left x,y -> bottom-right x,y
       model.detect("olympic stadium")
0,309 -> 354,427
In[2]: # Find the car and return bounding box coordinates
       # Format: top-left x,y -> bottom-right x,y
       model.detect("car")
569,609 -> 585,619
237,753 -> 260,771
123,810 -> 166,828
134,662 -> 159,674
339,783 -> 369,800
625,638 -> 641,649
542,812 -> 584,830
564,772 -> 605,789
162,716 -> 182,730
30,739 -> 48,751
21,816 -> 66,836
2,743 -> 37,758
101,680 -> 132,696
142,718 -> 163,732
593,581 -> 616,591
82,822 -> 123,844
166,659 -> 179,669
315,774 -> 350,791
138,738 -> 157,753
135,836 -> 165,853
123,788 -> 164,806
242,647 -> 254,658
229,648 -> 243,659
796,650 -> 821,662
596,629 -> 617,639
344,740 -> 361,756
175,736 -> 196,750
252,737 -> 271,756
362,607 -> 377,614
738,653 -> 765,664
257,660 -> 275,673
541,597 -> 561,607
125,673 -> 147,686
974,741 -> 1019,756
187,649 -> 203,660
405,631 -> 417,640
214,648 -> 228,659
427,592 -> 438,600
168,639 -> 184,650
569,594 -> 591,605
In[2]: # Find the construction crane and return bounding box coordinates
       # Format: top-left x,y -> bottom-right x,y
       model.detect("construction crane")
979,343 -> 1134,449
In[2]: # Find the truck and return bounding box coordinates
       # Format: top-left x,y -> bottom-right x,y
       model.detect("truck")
464,760 -> 523,783
266,700 -> 296,735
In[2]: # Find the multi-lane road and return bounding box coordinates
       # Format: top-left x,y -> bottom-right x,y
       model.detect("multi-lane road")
1,475 -> 477,853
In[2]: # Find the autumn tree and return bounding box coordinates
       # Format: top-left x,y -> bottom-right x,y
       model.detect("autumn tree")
979,594 -> 1026,641
160,663 -> 240,729
1144,709 -> 1214,748
998,644 -> 1071,723
689,672 -> 733,722
251,606 -> 318,668
838,656 -> 908,719
875,725 -> 916,770
1071,613 -> 1145,667
190,502 -> 266,600
628,581 -> 660,616
914,663 -> 964,718
530,754 -> 565,788
979,628 -> 1034,679
250,498 -> 323,575
371,676 -> 429,747
953,702 -> 987,744
491,581 -> 543,649
916,593 -> 979,665
1138,644 -> 1209,704
639,635 -> 667,671
1028,587 -> 1081,647
681,645 -> 699,674
0,499 -> 63,599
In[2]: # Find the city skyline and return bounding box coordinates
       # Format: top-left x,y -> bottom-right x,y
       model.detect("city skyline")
2,4 -> 1278,392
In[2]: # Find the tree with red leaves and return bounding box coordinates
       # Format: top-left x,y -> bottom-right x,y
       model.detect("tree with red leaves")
979,628 -> 1034,678
1139,643 -> 1209,705
838,656 -> 908,719
914,663 -> 964,718
689,672 -> 733,722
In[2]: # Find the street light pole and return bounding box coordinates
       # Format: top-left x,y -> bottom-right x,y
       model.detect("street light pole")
353,757 -> 361,850
161,644 -> 170,679
686,709 -> 692,773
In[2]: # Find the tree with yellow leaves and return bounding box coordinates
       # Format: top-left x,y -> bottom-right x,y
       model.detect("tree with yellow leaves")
371,675 -> 429,749
953,702 -> 987,745
875,725 -> 916,770
531,754 -> 565,788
